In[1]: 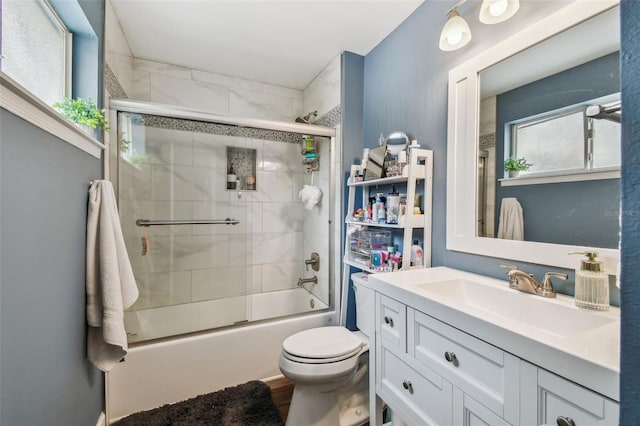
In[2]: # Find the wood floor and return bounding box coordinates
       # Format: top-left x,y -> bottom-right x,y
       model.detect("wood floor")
265,376 -> 295,423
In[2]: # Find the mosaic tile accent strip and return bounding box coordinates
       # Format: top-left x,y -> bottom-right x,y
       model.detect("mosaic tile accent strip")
314,105 -> 341,128
140,114 -> 311,145
479,133 -> 496,150
104,63 -> 128,99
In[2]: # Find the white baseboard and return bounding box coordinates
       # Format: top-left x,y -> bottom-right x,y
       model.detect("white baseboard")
96,411 -> 106,426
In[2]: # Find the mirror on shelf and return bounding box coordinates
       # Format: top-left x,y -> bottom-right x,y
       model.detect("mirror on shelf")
446,0 -> 620,272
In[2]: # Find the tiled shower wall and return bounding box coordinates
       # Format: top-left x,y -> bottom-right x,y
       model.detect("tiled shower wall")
119,124 -> 332,310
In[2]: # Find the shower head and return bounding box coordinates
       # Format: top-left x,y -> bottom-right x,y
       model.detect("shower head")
295,110 -> 318,124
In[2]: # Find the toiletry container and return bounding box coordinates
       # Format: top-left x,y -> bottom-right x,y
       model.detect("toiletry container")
378,202 -> 386,224
227,164 -> 237,190
410,240 -> 423,267
571,251 -> 609,311
387,187 -> 400,224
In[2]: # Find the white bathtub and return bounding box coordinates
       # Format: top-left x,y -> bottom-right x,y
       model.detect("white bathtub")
107,288 -> 335,422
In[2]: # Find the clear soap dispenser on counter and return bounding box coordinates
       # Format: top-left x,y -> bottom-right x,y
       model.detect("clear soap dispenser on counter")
570,251 -> 609,311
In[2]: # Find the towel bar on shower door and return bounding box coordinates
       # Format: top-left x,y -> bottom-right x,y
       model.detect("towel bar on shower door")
135,218 -> 240,227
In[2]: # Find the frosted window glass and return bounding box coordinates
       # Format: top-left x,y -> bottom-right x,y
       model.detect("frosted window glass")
515,111 -> 585,174
1,0 -> 68,106
592,119 -> 621,168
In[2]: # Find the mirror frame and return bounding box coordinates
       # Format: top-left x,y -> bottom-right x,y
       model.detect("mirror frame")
446,0 -> 620,273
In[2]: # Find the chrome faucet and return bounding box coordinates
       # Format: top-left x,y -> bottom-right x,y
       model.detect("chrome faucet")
500,264 -> 568,298
297,276 -> 318,286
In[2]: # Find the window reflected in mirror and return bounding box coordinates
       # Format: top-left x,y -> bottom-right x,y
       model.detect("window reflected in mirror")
476,6 -> 620,249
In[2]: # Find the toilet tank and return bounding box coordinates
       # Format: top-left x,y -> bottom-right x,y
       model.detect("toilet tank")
351,273 -> 374,338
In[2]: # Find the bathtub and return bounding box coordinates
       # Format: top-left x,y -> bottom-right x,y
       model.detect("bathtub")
107,288 -> 335,422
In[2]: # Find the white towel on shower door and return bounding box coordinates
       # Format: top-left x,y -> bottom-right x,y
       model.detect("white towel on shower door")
497,197 -> 524,240
86,180 -> 139,372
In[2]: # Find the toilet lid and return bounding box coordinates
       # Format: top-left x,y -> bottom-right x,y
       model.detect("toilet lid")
282,326 -> 364,359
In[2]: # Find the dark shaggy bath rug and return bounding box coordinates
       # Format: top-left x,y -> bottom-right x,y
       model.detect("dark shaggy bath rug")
113,380 -> 284,426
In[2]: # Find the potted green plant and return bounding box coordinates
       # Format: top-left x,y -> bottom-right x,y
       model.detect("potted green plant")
504,156 -> 533,178
53,97 -> 110,134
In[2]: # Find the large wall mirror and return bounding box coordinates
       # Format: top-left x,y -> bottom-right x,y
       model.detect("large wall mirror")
446,0 -> 620,273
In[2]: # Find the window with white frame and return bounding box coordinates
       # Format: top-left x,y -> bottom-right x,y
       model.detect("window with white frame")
509,96 -> 621,176
1,0 -> 72,106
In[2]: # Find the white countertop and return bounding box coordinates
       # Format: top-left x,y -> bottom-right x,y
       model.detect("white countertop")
363,266 -> 620,401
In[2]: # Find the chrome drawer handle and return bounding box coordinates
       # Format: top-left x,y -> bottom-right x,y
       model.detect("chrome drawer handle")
444,351 -> 457,363
402,380 -> 414,394
384,316 -> 394,327
557,416 -> 576,426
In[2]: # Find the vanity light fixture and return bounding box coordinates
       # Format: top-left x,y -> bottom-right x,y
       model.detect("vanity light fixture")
479,0 -> 520,24
439,5 -> 472,51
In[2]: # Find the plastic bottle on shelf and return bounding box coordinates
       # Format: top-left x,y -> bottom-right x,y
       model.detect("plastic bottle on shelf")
378,202 -> 386,224
410,240 -> 423,267
372,195 -> 381,223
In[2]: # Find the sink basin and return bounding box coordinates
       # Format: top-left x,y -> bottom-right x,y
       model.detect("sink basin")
415,279 -> 617,338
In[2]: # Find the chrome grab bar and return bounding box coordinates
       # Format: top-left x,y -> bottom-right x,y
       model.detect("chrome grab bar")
136,218 -> 240,227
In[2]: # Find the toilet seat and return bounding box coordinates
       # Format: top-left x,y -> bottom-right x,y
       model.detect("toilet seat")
282,326 -> 364,362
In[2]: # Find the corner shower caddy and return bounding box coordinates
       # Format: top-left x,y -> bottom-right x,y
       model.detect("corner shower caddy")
342,148 -> 433,281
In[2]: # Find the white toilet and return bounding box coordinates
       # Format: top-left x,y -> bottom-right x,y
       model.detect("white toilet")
279,273 -> 373,426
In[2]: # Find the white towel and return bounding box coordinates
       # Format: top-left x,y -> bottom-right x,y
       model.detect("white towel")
497,197 -> 524,240
86,180 -> 138,372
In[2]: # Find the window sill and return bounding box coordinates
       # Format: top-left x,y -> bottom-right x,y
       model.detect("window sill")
499,169 -> 620,186
0,72 -> 104,159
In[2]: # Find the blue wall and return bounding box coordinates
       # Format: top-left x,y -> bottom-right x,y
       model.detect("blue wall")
620,0 -> 640,422
0,110 -> 103,425
341,52 -> 365,330
495,52 -> 620,248
351,0 -> 635,411
361,0 -> 586,291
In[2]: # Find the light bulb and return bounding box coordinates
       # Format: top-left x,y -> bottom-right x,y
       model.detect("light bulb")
447,32 -> 463,46
489,0 -> 508,17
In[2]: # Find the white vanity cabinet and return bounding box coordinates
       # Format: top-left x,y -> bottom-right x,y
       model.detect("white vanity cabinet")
369,290 -> 619,426
520,361 -> 619,426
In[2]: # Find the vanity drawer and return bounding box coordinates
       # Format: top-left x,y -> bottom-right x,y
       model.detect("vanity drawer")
376,338 -> 453,426
520,362 -> 619,426
376,293 -> 406,351
408,309 -> 519,423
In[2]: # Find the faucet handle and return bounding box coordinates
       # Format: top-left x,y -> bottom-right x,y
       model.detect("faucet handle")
500,264 -> 520,288
500,263 -> 518,274
539,272 -> 568,298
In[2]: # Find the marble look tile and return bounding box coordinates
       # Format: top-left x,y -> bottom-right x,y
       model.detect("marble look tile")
134,58 -> 192,79
149,74 -> 230,114
254,171 -> 296,203
262,262 -> 305,292
129,270 -> 192,310
192,69 -> 263,92
105,0 -> 133,57
261,139 -> 304,173
133,70 -> 151,100
191,133 -> 230,171
248,232 -> 304,265
130,234 -> 231,273
144,127 -> 193,166
303,54 -> 341,118
262,202 -> 303,232
229,88 -> 294,121
108,53 -> 134,98
119,161 -> 152,201
151,164 -> 217,202
262,83 -> 303,101
191,266 -> 251,301
293,99 -> 304,119
229,234 -> 249,267
191,200 -> 257,235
